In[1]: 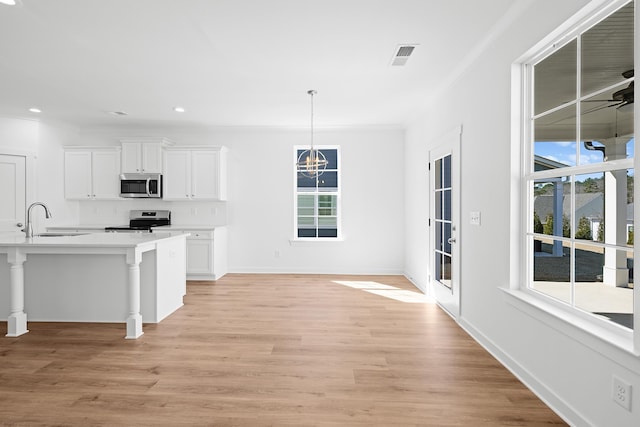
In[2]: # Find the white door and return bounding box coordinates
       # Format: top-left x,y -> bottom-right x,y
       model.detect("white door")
429,126 -> 461,318
0,154 -> 26,233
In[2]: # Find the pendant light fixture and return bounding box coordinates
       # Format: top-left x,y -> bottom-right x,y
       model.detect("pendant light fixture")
296,89 -> 328,178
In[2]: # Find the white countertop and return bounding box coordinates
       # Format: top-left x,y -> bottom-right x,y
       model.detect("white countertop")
47,224 -> 223,231
0,232 -> 188,249
152,225 -> 220,231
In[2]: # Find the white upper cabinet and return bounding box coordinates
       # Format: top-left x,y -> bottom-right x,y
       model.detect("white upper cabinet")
163,147 -> 227,201
121,142 -> 164,173
163,150 -> 191,200
64,148 -> 121,200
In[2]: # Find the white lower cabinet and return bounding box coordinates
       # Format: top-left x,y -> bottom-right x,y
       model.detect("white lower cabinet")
186,232 -> 214,275
160,227 -> 227,280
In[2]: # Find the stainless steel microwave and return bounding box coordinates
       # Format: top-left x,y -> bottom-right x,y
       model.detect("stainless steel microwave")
119,173 -> 162,198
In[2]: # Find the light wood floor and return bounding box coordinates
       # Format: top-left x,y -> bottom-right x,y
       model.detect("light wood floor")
0,274 -> 566,426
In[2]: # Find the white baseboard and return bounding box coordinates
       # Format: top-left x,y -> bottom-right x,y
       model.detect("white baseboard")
227,267 -> 405,275
458,317 -> 591,427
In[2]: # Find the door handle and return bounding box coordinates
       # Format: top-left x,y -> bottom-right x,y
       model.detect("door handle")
447,238 -> 456,244
16,222 -> 23,228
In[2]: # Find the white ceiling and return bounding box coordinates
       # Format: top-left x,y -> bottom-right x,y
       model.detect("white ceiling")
0,0 -> 516,129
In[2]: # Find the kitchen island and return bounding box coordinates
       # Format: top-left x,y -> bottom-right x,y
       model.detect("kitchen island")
0,232 -> 187,339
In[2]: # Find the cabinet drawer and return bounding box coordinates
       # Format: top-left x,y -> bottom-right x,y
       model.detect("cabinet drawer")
184,230 -> 214,240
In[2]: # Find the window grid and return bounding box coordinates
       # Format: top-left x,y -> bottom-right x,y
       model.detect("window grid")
524,0 -> 636,336
294,147 -> 340,239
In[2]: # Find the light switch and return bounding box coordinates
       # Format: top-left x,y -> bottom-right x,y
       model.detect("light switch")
470,211 -> 481,226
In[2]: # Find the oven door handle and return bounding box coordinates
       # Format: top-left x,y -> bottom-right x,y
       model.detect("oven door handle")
145,178 -> 151,197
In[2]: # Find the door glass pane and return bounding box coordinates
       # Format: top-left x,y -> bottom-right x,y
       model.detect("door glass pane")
435,191 -> 443,220
435,252 -> 452,287
440,254 -> 452,288
436,222 -> 443,252
444,222 -> 452,255
443,189 -> 451,221
443,155 -> 451,188
435,158 -> 443,189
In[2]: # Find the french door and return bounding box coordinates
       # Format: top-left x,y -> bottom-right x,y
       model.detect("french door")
429,126 -> 461,318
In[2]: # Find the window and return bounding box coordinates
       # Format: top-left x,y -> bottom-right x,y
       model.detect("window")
294,147 -> 340,239
523,0 -> 636,337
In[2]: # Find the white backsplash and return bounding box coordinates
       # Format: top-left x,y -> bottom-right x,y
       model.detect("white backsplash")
77,200 -> 227,226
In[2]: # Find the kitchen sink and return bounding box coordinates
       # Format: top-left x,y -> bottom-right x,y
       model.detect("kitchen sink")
35,232 -> 89,237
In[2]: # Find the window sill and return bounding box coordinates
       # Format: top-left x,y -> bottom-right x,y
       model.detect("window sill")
501,288 -> 639,363
289,237 -> 344,246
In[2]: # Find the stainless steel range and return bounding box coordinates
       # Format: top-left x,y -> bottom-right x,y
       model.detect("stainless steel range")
105,210 -> 171,233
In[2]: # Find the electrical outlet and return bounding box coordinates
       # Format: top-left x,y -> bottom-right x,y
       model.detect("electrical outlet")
470,211 -> 481,226
613,375 -> 632,411
274,250 -> 280,258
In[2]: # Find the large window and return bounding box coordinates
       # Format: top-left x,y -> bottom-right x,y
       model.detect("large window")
294,147 -> 340,239
524,1 -> 636,336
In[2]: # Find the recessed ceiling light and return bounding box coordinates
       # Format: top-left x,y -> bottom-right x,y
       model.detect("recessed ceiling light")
173,106 -> 185,113
108,111 -> 129,116
0,0 -> 17,5
28,107 -> 41,113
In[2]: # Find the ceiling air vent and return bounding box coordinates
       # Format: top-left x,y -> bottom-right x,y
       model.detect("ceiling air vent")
391,44 -> 417,66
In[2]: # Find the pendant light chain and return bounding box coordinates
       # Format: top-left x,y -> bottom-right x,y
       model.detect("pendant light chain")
296,89 -> 327,178
309,89 -> 316,164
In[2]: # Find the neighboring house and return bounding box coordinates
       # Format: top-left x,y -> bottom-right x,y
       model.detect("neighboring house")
533,192 -> 629,241
533,156 -> 633,242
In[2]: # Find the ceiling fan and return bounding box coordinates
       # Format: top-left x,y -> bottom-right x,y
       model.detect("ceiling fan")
582,69 -> 634,115
610,69 -> 634,107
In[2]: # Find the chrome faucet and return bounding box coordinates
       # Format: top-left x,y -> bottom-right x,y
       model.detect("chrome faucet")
24,202 -> 52,238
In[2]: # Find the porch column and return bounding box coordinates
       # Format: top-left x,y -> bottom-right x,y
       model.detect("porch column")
552,180 -> 564,256
602,139 -> 629,287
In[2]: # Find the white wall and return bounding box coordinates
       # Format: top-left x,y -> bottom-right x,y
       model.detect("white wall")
0,118 -> 80,232
72,126 -> 405,274
33,122 -> 80,229
0,117 -> 38,154
403,1 -> 639,426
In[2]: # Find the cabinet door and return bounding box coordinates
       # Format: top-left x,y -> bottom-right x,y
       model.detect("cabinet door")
163,150 -> 191,200
91,150 -> 121,199
64,151 -> 92,199
191,150 -> 219,199
186,238 -> 214,275
121,143 -> 141,173
141,143 -> 163,173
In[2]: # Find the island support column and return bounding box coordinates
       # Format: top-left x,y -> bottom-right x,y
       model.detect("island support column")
125,249 -> 143,339
6,249 -> 28,337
